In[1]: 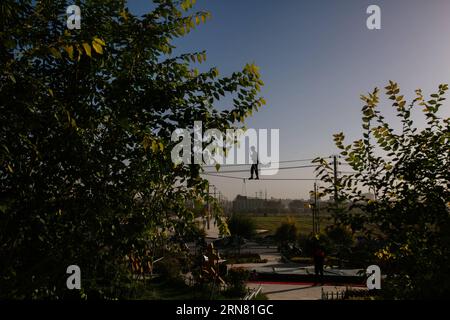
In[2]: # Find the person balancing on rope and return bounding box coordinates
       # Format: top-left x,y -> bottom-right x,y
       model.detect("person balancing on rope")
249,146 -> 259,180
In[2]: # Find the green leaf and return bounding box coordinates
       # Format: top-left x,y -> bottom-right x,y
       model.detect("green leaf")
82,43 -> 91,57
93,37 -> 106,46
64,45 -> 74,60
151,140 -> 159,153
92,41 -> 103,54
49,47 -> 62,59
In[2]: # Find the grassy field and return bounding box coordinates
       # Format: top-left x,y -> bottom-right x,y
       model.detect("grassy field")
250,213 -> 332,235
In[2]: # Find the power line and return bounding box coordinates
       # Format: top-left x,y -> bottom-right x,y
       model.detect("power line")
203,164 -> 318,174
201,173 -> 318,181
253,178 -> 319,181
201,156 -> 331,168
201,173 -> 243,180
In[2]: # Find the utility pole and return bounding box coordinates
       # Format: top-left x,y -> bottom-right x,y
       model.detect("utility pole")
213,185 -> 217,223
333,155 -> 338,203
204,183 -> 209,231
311,182 -> 318,234
206,184 -> 215,230
212,186 -> 217,231
317,184 -> 320,233
314,182 -> 318,234
311,185 -> 315,234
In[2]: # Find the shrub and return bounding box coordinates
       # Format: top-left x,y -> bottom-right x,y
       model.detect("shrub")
223,267 -> 250,298
274,221 -> 298,247
298,233 -> 332,258
325,224 -> 354,267
153,256 -> 183,284
228,214 -> 256,254
315,82 -> 450,298
228,214 -> 256,240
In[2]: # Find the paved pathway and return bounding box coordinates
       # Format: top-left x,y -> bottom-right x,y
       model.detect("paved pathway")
197,217 -> 366,300
247,282 -> 364,300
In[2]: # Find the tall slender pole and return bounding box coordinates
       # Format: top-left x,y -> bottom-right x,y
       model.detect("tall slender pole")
206,183 -> 209,212
333,155 -> 338,203
314,182 -> 318,234
204,183 -> 209,231
213,185 -> 217,221
317,184 -> 320,233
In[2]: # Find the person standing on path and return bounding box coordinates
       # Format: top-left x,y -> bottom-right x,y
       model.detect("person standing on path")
313,246 -> 325,285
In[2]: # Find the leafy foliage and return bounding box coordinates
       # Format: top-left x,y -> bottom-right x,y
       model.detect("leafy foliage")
228,214 -> 257,241
223,267 -> 249,298
0,0 -> 265,298
274,220 -> 298,246
298,233 -> 331,258
314,81 -> 450,298
324,224 -> 354,267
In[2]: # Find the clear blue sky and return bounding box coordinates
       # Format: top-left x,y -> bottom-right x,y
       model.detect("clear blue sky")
128,0 -> 450,200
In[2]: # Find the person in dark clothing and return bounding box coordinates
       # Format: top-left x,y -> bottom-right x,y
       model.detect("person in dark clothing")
249,146 -> 259,180
313,246 -> 325,285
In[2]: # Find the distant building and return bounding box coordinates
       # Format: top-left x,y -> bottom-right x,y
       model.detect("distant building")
288,199 -> 310,213
231,195 -> 332,215
232,195 -> 286,214
232,195 -> 265,213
